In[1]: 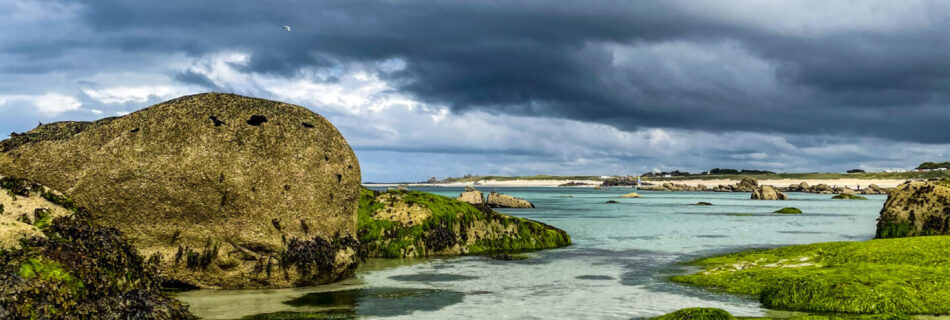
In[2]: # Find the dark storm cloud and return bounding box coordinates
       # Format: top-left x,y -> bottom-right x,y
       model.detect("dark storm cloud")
6,0 -> 950,143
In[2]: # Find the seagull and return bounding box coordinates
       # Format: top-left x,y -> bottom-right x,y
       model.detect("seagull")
283,25 -> 291,32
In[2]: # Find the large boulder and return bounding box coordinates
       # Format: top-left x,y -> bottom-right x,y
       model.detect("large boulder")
735,177 -> 758,192
456,186 -> 484,205
358,188 -> 570,258
876,180 -> 950,238
486,191 -> 535,208
861,184 -> 888,195
751,185 -> 788,200
0,93 -> 361,288
0,176 -> 193,319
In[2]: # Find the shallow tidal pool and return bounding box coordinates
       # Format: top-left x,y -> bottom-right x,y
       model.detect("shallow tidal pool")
176,187 -> 887,319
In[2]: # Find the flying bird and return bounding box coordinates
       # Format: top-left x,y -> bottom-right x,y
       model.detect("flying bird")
283,25 -> 291,32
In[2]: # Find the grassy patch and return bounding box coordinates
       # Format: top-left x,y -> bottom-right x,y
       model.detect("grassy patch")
672,236 -> 950,314
774,207 -> 803,214
653,307 -> 735,320
831,194 -> 868,200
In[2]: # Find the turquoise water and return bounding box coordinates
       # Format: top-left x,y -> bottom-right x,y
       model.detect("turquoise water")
177,187 -> 887,319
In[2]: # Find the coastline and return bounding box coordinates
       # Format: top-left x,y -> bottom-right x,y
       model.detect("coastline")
364,178 -> 912,189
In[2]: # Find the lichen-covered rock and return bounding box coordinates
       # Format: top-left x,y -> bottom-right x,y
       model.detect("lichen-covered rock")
358,188 -> 570,258
0,177 -> 193,319
751,185 -> 788,200
0,93 -> 361,288
876,180 -> 950,239
485,191 -> 535,208
456,186 -> 484,205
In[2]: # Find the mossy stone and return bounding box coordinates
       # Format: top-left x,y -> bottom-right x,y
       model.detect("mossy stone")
652,307 -> 735,320
832,194 -> 867,200
774,207 -> 802,214
0,93 -> 361,288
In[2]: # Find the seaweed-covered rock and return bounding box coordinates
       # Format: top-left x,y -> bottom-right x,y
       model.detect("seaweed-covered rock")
832,193 -> 867,200
652,308 -> 736,320
0,93 -> 361,288
876,180 -> 950,238
0,177 -> 193,319
751,185 -> 788,200
485,191 -> 535,208
358,188 -> 570,258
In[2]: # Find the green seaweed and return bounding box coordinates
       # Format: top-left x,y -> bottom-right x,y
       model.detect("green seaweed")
875,222 -> 914,239
672,236 -> 950,315
652,307 -> 736,320
357,188 -> 570,258
831,194 -> 867,200
774,207 -> 803,214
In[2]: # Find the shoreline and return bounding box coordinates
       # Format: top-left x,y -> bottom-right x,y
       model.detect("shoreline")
364,178 -> 914,189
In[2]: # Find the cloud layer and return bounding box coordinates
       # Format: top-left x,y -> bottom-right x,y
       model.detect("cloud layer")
1,0 -> 949,181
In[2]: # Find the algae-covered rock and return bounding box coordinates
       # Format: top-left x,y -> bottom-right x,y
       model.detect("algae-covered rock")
832,193 -> 867,200
876,180 -> 950,238
652,307 -> 735,320
0,177 -> 193,319
0,93 -> 361,288
358,188 -> 570,258
752,185 -> 788,200
486,191 -> 535,208
774,207 -> 802,214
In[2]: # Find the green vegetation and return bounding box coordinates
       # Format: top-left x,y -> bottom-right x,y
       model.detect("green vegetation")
875,222 -> 915,239
358,188 -> 570,258
774,207 -> 802,214
654,308 -> 911,320
916,162 -> 950,170
653,307 -> 735,320
672,236 -> 950,315
831,194 -> 868,200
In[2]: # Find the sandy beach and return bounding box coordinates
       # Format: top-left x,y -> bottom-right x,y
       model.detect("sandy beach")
365,178 -> 913,189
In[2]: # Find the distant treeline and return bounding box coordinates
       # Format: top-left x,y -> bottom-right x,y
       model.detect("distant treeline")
917,162 -> 950,170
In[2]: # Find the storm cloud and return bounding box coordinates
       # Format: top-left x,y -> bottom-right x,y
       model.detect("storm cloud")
1,0 -> 949,180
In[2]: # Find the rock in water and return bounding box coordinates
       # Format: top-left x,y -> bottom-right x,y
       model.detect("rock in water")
485,191 -> 535,208
876,180 -> 950,238
620,192 -> 640,198
0,93 -> 361,288
751,185 -> 788,200
456,186 -> 484,205
358,188 -> 570,258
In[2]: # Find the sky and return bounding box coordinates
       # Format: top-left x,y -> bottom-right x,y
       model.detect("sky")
2,0 -> 949,182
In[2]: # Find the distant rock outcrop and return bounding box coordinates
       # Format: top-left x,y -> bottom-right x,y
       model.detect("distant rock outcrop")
358,188 -> 570,258
861,184 -> 888,195
456,186 -> 485,205
751,185 -> 788,200
876,180 -> 950,238
486,191 -> 535,208
0,93 -> 361,289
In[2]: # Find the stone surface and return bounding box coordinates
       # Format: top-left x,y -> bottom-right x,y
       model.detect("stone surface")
620,192 -> 640,198
0,93 -> 361,289
751,185 -> 788,200
876,180 -> 950,238
456,186 -> 484,205
485,191 -> 535,208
